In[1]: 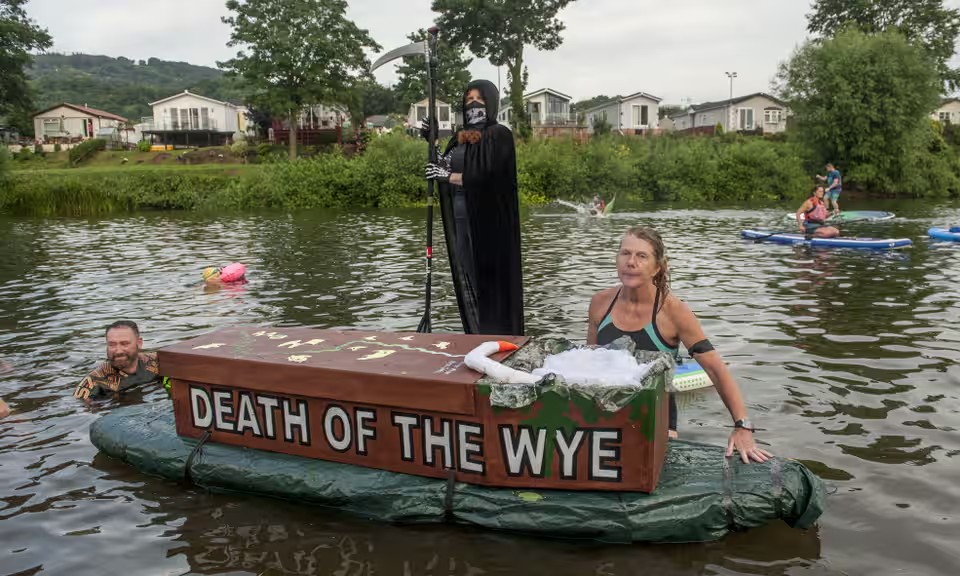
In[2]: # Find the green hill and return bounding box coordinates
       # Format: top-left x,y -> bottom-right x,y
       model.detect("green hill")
29,53 -> 246,122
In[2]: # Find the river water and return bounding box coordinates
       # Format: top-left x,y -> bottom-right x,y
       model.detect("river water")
0,200 -> 958,576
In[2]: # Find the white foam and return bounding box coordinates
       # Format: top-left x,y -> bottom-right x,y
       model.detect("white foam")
531,348 -> 655,387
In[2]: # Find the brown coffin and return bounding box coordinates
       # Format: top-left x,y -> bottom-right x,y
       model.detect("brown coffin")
162,326 -> 668,492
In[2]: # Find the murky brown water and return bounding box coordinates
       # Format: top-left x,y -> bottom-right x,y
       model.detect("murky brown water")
1,201 -> 958,575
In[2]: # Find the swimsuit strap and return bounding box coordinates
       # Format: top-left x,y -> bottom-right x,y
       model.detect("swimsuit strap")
601,286 -> 663,326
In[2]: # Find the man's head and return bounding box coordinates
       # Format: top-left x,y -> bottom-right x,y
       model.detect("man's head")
105,320 -> 142,372
826,162 -> 835,171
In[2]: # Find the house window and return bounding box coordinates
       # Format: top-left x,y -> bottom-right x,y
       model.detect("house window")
42,118 -> 61,137
940,111 -> 951,123
528,102 -> 541,118
201,107 -> 210,129
439,106 -> 450,122
738,108 -> 755,130
416,106 -> 427,121
764,109 -> 783,124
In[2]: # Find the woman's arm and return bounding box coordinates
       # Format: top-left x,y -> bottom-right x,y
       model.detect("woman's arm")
796,199 -> 810,230
586,291 -> 606,345
669,297 -> 772,463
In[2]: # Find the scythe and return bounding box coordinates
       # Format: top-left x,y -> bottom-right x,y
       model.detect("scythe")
371,27 -> 441,333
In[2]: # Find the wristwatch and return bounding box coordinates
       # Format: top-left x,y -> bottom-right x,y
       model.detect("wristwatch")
734,419 -> 755,432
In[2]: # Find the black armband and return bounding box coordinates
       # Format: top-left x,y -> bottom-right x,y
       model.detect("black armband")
689,339 -> 714,355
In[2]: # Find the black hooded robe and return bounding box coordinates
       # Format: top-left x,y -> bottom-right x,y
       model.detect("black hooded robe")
437,79 -> 524,336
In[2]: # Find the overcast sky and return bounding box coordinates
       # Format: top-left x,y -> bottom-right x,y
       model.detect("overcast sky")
24,0 -> 960,105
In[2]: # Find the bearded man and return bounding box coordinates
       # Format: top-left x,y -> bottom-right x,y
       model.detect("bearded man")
74,320 -> 164,400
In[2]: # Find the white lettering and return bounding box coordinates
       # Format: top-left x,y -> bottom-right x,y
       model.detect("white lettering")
591,430 -> 621,481
190,387 -> 212,428
235,394 -> 262,436
422,417 -> 452,468
500,426 -> 546,476
256,396 -> 279,438
323,406 -> 351,451
555,429 -> 585,479
282,399 -> 310,444
212,390 -> 235,432
457,422 -> 484,473
355,409 -> 376,455
392,414 -> 419,461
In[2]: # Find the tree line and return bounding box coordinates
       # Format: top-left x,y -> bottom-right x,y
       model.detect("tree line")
4,0 -> 960,195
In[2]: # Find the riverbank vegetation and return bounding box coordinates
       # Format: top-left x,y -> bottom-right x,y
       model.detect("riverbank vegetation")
3,124 -> 959,216
1,132 -> 816,215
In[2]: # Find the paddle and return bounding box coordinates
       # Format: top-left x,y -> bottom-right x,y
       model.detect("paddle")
751,215 -> 875,242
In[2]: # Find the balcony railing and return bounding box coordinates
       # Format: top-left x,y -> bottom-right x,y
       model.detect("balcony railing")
141,118 -> 221,132
530,112 -> 580,126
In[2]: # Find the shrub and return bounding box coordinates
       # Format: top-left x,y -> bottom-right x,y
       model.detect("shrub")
54,143 -> 62,152
137,139 -> 152,152
68,138 -> 107,166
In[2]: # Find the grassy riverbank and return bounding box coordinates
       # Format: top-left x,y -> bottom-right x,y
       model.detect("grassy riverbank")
3,132 -> 957,216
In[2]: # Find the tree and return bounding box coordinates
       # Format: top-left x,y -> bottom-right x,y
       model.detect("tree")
219,0 -> 380,159
432,0 -> 576,139
343,79 -> 399,132
807,0 -> 960,89
777,29 -> 942,193
393,28 -> 472,115
572,95 -> 615,113
0,1 -> 52,129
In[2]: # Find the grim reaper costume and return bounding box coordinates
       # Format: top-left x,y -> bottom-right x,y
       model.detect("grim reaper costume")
424,80 -> 525,336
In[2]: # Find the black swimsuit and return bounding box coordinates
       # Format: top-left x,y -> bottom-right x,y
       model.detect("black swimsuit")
596,288 -> 679,431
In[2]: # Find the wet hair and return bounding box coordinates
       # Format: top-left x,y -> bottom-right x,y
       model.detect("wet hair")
620,226 -> 670,298
105,320 -> 140,338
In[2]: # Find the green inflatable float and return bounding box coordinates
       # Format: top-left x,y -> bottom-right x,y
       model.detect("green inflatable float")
90,401 -> 826,544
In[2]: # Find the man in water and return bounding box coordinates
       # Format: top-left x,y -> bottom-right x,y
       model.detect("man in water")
73,320 -> 165,401
816,163 -> 842,217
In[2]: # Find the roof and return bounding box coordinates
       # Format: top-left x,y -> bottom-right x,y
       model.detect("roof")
500,87 -> 573,111
691,92 -> 787,112
149,90 -> 237,108
940,97 -> 960,105
583,91 -> 663,114
33,102 -> 128,123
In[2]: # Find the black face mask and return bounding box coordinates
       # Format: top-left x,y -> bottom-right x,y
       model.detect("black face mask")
465,101 -> 487,126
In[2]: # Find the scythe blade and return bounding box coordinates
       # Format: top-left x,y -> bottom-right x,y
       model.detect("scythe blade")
370,40 -> 429,72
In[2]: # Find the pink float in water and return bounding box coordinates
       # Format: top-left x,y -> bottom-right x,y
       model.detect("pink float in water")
202,262 -> 247,283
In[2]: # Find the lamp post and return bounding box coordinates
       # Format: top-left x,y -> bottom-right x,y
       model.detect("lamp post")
725,71 -> 737,132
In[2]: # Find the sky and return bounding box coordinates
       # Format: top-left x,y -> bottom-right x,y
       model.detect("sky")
23,0 -> 960,105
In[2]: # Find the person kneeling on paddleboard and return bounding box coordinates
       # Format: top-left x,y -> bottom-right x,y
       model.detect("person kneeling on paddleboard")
796,186 -> 839,239
586,226 -> 771,463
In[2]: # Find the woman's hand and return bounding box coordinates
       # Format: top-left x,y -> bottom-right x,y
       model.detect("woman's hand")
449,173 -> 463,186
726,428 -> 772,463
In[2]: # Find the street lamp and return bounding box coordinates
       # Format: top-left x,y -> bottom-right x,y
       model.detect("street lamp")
725,72 -> 737,131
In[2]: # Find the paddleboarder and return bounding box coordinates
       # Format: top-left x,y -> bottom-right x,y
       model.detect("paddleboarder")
796,186 -> 839,238
816,162 -> 842,217
587,226 -> 771,463
424,79 -> 524,336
